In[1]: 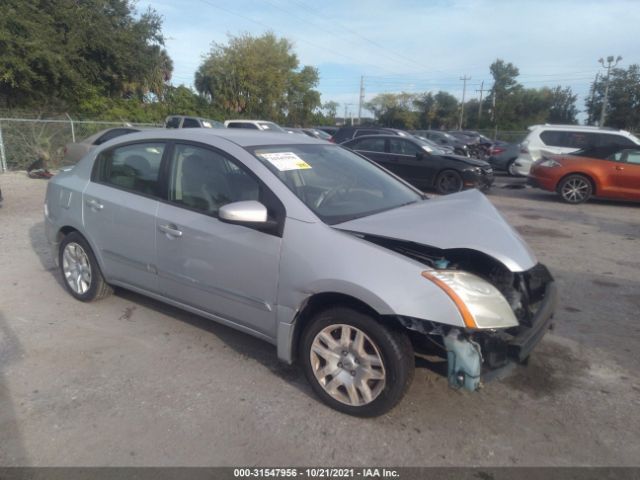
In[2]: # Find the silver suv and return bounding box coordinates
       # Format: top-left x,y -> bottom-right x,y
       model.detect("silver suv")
513,124 -> 640,176
44,129 -> 556,416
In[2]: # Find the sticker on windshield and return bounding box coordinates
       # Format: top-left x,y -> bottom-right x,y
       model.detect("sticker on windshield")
258,152 -> 312,171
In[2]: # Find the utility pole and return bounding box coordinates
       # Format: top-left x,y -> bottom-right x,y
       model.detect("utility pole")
476,80 -> 487,120
343,104 -> 348,126
458,75 -> 471,130
599,55 -> 622,127
358,76 -> 365,125
589,72 -> 599,124
492,84 -> 497,139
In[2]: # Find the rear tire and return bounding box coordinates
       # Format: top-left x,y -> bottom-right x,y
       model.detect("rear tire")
557,174 -> 593,204
507,159 -> 518,176
59,232 -> 112,302
301,307 -> 414,417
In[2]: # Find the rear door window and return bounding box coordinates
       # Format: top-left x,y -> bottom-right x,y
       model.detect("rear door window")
540,131 -> 594,149
94,143 -> 165,197
165,117 -> 181,128
597,134 -> 636,147
352,137 -> 386,152
182,118 -> 200,128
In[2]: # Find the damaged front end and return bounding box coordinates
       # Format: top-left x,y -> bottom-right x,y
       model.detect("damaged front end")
366,235 -> 558,391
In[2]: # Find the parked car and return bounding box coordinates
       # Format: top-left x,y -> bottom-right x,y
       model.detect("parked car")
342,134 -> 493,194
513,124 -> 640,176
282,127 -> 308,135
448,131 -> 493,159
314,126 -> 339,136
224,119 -> 286,133
528,145 -> 640,203
63,127 -> 145,165
487,142 -> 520,175
412,135 -> 455,155
330,126 -> 412,144
301,128 -> 332,140
165,115 -> 224,129
412,130 -> 469,156
45,129 -> 556,416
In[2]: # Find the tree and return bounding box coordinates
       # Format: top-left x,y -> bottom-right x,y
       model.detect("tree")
195,32 -> 320,123
545,86 -> 578,124
321,101 -> 339,123
0,0 -> 171,110
586,64 -> 640,130
365,93 -> 419,129
285,66 -> 321,126
432,91 -> 460,129
487,59 -> 522,130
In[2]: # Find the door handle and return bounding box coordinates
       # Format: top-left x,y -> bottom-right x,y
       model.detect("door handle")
86,199 -> 104,210
615,165 -> 624,171
158,223 -> 183,238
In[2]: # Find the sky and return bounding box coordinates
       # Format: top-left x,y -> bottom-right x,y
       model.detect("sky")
137,0 -> 640,121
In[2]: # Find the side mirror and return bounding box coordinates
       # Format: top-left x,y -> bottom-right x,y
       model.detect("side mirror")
219,200 -> 280,233
219,200 -> 268,224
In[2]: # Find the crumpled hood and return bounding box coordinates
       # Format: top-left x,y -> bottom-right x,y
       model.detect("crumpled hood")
333,189 -> 537,272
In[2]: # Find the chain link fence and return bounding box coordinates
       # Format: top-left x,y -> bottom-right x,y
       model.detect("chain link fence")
0,115 -> 159,172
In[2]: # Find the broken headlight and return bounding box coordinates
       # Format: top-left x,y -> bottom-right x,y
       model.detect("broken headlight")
422,270 -> 518,329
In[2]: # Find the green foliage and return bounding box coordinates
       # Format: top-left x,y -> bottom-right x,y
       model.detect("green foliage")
586,64 -> 640,130
195,33 -> 321,124
0,0 -> 172,110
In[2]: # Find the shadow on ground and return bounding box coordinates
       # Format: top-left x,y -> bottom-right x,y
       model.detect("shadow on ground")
0,312 -> 28,464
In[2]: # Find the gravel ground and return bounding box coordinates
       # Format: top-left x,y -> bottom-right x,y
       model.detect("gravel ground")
0,171 -> 639,466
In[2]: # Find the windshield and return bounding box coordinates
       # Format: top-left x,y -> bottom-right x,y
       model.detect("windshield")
248,144 -> 423,224
414,136 -> 447,155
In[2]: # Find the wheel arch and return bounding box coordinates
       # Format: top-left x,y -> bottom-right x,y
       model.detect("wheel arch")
285,292 -> 404,364
55,225 -> 106,274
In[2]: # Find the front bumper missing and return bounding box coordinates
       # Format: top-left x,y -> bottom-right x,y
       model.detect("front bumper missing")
447,280 -> 557,391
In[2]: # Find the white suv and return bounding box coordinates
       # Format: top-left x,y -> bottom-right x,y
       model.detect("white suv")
224,119 -> 286,133
512,124 -> 640,176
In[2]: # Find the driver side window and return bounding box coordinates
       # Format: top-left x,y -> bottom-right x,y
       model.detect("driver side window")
168,144 -> 260,215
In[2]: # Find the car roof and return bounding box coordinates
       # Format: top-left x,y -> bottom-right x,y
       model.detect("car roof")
529,124 -> 629,134
224,119 -> 278,123
344,134 -> 417,142
105,127 -> 322,148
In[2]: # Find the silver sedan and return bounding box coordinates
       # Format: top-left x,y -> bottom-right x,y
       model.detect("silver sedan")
44,129 -> 557,416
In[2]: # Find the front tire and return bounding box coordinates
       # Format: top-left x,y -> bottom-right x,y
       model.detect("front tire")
435,170 -> 464,194
59,232 -> 112,301
557,174 -> 593,204
301,307 -> 414,417
507,159 -> 519,176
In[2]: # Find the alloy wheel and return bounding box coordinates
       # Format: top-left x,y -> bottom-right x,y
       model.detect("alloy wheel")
561,177 -> 590,203
310,324 -> 386,406
62,242 -> 92,295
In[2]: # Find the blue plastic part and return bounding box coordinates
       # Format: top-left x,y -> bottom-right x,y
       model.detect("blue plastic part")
443,329 -> 482,391
434,258 -> 450,269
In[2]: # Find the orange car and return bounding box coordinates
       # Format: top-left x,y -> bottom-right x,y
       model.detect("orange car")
528,146 -> 640,204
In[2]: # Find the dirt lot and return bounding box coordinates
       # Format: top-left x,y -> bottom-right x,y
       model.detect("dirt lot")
1,171 -> 639,466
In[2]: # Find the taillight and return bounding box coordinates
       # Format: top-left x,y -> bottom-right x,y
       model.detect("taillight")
490,146 -> 505,155
520,146 -> 529,154
328,137 -> 335,143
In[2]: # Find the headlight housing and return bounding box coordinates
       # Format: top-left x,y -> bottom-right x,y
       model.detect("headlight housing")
422,270 -> 518,329
463,166 -> 482,175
